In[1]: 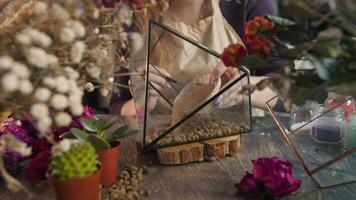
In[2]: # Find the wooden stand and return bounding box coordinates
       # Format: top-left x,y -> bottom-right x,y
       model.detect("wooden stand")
157,135 -> 241,165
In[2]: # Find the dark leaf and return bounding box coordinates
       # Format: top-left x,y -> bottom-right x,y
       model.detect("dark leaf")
106,126 -> 137,143
240,55 -> 271,69
307,56 -> 334,80
275,28 -> 312,45
93,119 -> 106,131
71,128 -> 88,140
60,131 -> 76,139
311,41 -> 343,58
102,118 -> 117,130
265,14 -> 296,26
80,118 -> 97,132
86,134 -> 110,151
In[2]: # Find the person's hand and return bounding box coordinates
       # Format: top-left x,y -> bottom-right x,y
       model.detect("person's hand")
132,65 -> 171,112
208,62 -> 244,109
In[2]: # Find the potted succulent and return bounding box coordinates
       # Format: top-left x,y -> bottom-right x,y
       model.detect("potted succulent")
49,139 -> 101,200
64,117 -> 136,187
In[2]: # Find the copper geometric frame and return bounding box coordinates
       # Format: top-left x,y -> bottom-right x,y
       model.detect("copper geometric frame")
266,95 -> 356,189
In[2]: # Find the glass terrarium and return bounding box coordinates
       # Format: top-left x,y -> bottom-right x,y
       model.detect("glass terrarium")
130,20 -> 252,152
267,95 -> 356,188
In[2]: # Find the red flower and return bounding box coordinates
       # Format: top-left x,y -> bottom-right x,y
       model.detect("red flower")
243,16 -> 275,58
244,37 -> 273,58
235,172 -> 262,193
220,43 -> 247,67
244,16 -> 275,38
25,151 -> 51,181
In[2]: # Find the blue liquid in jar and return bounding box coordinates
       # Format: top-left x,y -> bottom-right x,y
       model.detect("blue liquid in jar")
311,125 -> 341,143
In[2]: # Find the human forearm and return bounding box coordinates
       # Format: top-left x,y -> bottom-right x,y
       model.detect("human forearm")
249,76 -> 278,110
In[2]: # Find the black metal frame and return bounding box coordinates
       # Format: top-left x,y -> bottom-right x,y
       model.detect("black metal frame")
142,20 -> 252,152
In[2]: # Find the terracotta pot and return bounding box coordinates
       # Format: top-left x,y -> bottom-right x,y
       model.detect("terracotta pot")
50,167 -> 101,200
97,143 -> 120,187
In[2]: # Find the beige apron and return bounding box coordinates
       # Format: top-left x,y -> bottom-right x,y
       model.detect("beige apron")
131,0 -> 244,130
150,0 -> 243,81
149,0 -> 244,132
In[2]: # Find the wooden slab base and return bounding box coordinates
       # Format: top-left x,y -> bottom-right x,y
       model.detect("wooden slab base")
157,135 -> 240,165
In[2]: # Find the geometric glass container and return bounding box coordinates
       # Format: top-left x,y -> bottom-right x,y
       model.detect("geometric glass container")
130,20 -> 252,153
266,95 -> 356,188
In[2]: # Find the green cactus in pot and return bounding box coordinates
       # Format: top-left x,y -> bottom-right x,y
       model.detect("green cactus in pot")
50,139 -> 99,180
63,117 -> 137,151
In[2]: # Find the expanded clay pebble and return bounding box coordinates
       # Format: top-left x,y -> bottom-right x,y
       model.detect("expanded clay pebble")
150,117 -> 247,147
108,165 -> 150,200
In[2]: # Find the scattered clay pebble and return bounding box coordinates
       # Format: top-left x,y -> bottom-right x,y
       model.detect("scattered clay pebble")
138,189 -> 145,196
106,164 -> 149,200
129,165 -> 138,173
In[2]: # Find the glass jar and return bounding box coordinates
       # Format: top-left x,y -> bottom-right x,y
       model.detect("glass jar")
290,100 -> 318,132
310,105 -> 346,144
344,113 -> 356,149
325,92 -> 355,121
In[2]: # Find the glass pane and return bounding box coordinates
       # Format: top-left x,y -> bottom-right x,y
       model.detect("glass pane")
130,21 -> 251,149
266,97 -> 356,187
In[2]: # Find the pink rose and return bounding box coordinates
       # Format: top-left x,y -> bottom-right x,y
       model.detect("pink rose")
235,172 -> 262,193
264,173 -> 301,197
252,157 -> 301,197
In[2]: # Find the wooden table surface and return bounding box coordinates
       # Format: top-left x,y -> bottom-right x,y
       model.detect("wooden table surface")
1,114 -> 356,200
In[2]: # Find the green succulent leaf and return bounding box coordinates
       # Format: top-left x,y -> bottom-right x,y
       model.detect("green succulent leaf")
80,118 -> 97,132
102,118 -> 117,130
71,128 -> 88,140
106,126 -> 137,143
93,119 -> 107,131
61,131 -> 76,139
86,134 -> 110,151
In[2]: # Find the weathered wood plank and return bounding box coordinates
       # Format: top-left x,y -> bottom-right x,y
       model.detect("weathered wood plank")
1,116 -> 356,200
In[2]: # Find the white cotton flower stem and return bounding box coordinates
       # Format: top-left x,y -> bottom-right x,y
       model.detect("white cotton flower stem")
0,158 -> 33,196
113,71 -> 144,77
113,82 -> 132,89
42,132 -> 56,145
17,112 -> 56,145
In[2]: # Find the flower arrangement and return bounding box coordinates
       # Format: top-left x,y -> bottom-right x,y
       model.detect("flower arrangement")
26,106 -> 95,181
0,0 -> 170,194
235,157 -> 301,199
221,1 -> 356,110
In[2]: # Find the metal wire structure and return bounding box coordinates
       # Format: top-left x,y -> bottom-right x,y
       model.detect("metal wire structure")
141,20 -> 253,152
266,95 -> 356,189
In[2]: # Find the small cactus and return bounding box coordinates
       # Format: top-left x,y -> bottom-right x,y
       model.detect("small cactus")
50,139 -> 99,180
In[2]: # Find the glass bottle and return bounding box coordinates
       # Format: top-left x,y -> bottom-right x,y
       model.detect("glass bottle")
324,92 -> 355,121
310,105 -> 346,144
290,100 -> 318,132
344,113 -> 356,149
